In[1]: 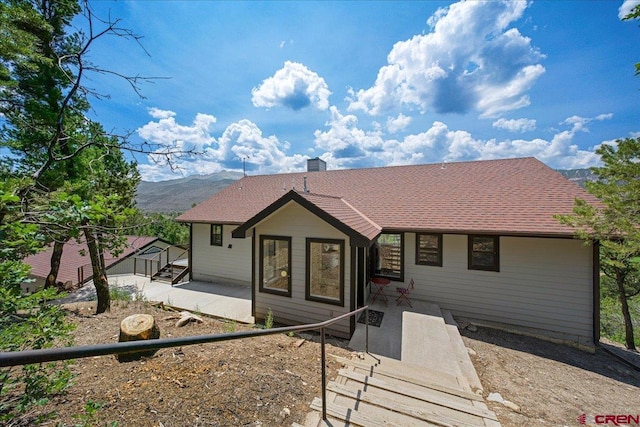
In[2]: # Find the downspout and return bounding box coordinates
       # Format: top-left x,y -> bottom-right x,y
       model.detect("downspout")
251,227 -> 256,319
189,224 -> 193,281
349,246 -> 357,336
592,239 -> 600,345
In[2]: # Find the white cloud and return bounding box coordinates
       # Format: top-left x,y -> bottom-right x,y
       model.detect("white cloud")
386,113 -> 412,133
147,108 -> 176,119
312,107 -> 385,168
136,110 -> 307,181
136,108 -> 610,181
492,118 -> 536,133
252,61 -> 331,111
347,0 -> 545,118
138,110 -> 217,149
562,113 -> 613,133
619,0 -> 640,19
311,111 -> 608,171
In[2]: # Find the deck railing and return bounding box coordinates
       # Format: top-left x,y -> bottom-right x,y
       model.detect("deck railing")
0,306 -> 371,421
133,247 -> 189,283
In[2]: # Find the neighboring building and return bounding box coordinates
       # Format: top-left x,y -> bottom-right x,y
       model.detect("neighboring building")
22,236 -> 182,292
177,157 -> 600,346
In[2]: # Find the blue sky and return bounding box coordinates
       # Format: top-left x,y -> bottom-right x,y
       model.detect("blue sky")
82,0 -> 640,181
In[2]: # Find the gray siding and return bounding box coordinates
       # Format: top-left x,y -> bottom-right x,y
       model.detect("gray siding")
191,223 -> 252,283
404,234 -> 594,345
254,203 -> 352,337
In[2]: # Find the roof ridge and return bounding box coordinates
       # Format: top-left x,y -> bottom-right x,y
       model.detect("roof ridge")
340,197 -> 382,232
239,157 -> 539,179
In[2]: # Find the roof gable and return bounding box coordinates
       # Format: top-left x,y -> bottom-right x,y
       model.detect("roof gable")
232,190 -> 381,246
179,157 -> 600,237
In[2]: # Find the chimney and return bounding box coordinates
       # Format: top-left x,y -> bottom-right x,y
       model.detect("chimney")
307,157 -> 326,172
303,176 -> 309,193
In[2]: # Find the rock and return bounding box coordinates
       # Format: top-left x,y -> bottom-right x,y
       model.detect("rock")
279,407 -> 290,419
467,324 -> 478,332
488,392 -> 520,412
466,347 -> 477,356
487,392 -> 505,403
503,400 -> 521,412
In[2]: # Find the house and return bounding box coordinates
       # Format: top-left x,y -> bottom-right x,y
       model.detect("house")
22,236 -> 185,292
176,157 -> 600,346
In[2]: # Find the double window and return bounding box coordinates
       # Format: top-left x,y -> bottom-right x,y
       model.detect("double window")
210,224 -> 223,246
374,233 -> 403,281
416,233 -> 442,266
259,236 -> 292,296
468,235 -> 499,272
305,238 -> 345,306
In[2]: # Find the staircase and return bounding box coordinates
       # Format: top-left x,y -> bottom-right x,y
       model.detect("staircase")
297,305 -> 500,426
151,263 -> 189,285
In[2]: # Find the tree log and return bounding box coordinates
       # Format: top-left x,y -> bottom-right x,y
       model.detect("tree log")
117,314 -> 160,362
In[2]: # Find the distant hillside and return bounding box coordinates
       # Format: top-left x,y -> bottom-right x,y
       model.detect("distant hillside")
135,171 -> 243,213
557,168 -> 597,188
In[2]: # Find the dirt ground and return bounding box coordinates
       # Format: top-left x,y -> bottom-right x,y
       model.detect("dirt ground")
462,328 -> 640,427
8,300 -> 353,427
5,301 -> 640,427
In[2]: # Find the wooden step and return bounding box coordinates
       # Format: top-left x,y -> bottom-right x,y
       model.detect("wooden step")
327,381 -> 488,427
310,397 -> 431,427
332,355 -> 476,399
336,369 -> 496,420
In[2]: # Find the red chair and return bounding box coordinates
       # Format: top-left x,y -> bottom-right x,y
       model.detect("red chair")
396,279 -> 414,307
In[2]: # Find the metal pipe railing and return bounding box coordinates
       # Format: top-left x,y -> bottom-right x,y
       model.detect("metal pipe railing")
0,305 -> 371,421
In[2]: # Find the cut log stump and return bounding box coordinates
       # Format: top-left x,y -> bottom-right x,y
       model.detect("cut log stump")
116,314 -> 160,362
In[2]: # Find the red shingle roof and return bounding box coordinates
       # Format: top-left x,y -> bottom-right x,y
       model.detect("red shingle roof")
177,157 -> 599,237
24,235 -> 159,284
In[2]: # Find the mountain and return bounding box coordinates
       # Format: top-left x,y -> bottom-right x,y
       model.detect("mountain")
556,168 -> 597,188
135,171 -> 243,213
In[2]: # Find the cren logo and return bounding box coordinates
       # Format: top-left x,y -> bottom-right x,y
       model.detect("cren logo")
580,414 -> 640,426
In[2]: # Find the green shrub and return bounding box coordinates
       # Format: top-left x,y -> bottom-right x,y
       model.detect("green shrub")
265,308 -> 274,329
0,284 -> 75,422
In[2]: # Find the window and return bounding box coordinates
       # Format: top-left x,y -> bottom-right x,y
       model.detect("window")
416,233 -> 442,266
306,238 -> 344,306
259,236 -> 291,296
468,235 -> 499,272
374,233 -> 403,280
210,224 -> 223,246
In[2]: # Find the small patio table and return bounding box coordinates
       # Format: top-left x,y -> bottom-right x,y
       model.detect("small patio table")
370,277 -> 391,305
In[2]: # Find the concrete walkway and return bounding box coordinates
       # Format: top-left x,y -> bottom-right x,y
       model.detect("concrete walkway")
348,298 -> 443,359
56,274 -> 254,324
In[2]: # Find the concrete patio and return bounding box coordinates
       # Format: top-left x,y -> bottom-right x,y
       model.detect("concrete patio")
56,274 -> 254,324
348,297 -> 444,359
